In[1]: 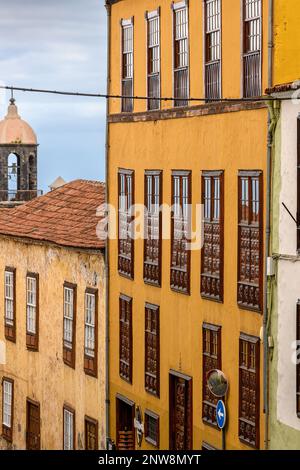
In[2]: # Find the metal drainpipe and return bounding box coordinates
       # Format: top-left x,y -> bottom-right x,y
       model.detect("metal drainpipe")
263,0 -> 274,451
104,0 -> 111,449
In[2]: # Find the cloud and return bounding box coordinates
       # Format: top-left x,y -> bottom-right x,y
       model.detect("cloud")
0,0 -> 107,190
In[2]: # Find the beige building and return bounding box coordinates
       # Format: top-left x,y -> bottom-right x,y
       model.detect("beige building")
0,179 -> 106,450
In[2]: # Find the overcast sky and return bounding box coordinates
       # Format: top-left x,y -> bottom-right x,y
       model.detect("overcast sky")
0,0 -> 106,191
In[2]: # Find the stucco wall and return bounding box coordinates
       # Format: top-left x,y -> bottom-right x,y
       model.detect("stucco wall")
109,0 -> 270,115
108,106 -> 268,450
0,237 -> 106,450
270,100 -> 300,449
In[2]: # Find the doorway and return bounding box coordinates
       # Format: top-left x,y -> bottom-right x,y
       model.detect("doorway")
169,371 -> 193,450
26,399 -> 41,450
116,394 -> 135,450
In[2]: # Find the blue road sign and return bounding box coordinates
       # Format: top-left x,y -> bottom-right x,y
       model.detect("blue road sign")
216,400 -> 226,429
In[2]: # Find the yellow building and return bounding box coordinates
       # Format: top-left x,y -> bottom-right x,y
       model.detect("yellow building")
0,180 -> 106,450
106,0 -> 269,450
265,0 -> 300,450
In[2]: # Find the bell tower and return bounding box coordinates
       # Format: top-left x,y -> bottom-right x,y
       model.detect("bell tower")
0,94 -> 40,207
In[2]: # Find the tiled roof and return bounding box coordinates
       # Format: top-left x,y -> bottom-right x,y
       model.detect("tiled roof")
0,180 -> 106,250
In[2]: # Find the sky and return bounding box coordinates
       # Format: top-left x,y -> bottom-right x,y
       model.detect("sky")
0,0 -> 107,192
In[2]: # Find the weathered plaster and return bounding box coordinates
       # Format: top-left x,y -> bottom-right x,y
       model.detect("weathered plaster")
270,100 -> 300,449
0,238 -> 106,450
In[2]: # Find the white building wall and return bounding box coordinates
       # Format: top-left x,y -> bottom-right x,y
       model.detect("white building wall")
277,99 -> 300,430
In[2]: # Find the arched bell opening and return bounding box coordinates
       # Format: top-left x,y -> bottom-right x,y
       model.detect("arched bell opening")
7,153 -> 20,201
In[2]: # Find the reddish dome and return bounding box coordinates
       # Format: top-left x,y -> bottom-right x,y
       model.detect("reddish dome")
0,99 -> 37,145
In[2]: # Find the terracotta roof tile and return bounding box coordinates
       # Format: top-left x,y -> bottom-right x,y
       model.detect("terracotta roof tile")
0,180 -> 106,250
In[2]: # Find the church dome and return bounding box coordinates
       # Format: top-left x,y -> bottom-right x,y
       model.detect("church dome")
0,99 -> 37,145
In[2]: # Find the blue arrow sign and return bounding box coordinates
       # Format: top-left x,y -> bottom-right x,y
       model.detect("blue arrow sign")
216,400 -> 226,430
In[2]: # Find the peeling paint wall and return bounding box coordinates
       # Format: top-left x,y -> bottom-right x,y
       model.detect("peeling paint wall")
0,238 -> 106,450
270,100 -> 300,449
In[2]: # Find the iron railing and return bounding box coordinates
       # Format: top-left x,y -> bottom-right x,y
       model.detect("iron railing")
174,68 -> 189,107
205,61 -> 221,101
243,51 -> 261,98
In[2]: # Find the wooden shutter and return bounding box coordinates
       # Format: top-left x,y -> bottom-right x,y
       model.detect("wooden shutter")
201,171 -> 224,302
239,333 -> 260,448
237,171 -> 263,312
144,171 -> 162,286
119,295 -> 133,383
145,303 -> 160,397
85,416 -> 98,450
170,171 -> 191,294
118,169 -> 135,279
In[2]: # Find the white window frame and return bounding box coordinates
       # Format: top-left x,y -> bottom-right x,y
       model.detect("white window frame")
2,380 -> 13,429
84,293 -> 96,358
64,287 -> 74,350
26,276 -> 37,334
4,271 -> 14,326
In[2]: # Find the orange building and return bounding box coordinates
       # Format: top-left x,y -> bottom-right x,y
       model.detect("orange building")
0,181 -> 107,449
105,0 -> 269,450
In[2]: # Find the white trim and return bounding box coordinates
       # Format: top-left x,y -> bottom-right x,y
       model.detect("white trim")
121,17 -> 133,27
145,8 -> 160,20
171,0 -> 188,11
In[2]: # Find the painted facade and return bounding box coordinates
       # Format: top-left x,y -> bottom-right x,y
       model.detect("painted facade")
106,0 -> 269,451
0,180 -> 106,450
268,0 -> 300,450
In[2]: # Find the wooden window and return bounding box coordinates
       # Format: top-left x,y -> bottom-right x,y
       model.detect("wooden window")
172,1 -> 189,107
26,399 -> 40,450
63,405 -> 75,450
297,115 -> 300,251
204,0 -> 221,100
201,171 -> 224,302
171,171 -> 191,294
84,288 -> 98,377
146,10 -> 160,110
297,302 -> 300,417
116,395 -> 135,450
119,295 -> 132,383
144,171 -> 162,286
243,0 -> 262,97
238,171 -> 263,312
239,334 -> 260,449
145,410 -> 159,447
118,169 -> 134,279
26,273 -> 39,351
145,303 -> 160,397
2,378 -> 13,442
4,268 -> 16,342
63,282 -> 77,368
202,324 -> 221,427
85,416 -> 98,450
121,18 -> 133,113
